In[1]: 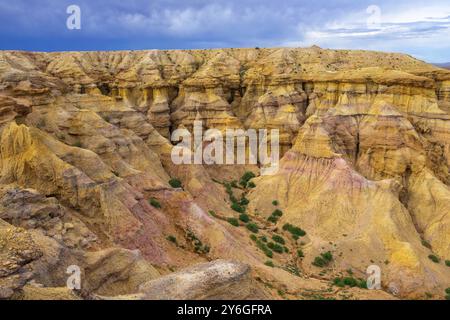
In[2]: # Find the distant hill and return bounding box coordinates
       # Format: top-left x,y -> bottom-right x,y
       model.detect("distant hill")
434,62 -> 450,69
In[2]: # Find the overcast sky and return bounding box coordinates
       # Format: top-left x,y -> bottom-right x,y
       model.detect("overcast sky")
0,0 -> 449,62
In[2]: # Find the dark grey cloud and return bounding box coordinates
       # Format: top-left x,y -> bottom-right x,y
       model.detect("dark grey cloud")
0,0 -> 449,62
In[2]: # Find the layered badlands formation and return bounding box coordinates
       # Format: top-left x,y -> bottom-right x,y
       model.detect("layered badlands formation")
0,47 -> 449,300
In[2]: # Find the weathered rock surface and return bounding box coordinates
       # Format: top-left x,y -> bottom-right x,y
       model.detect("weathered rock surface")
0,47 -> 449,300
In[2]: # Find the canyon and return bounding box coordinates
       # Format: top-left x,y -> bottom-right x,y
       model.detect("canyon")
0,47 -> 449,300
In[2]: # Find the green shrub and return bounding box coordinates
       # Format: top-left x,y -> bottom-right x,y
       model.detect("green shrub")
230,180 -> 238,188
283,246 -> 289,253
421,239 -> 432,249
445,260 -> 450,267
264,260 -> 275,267
283,223 -> 306,237
312,256 -> 327,267
267,215 -> 279,223
240,171 -> 256,187
239,213 -> 250,223
428,254 -> 440,263
333,277 -> 367,289
321,251 -> 333,262
297,249 -> 304,258
445,288 -> 450,295
272,200 -> 279,206
246,222 -> 259,233
247,181 -> 256,188
166,235 -> 177,244
250,234 -> 257,241
260,236 -> 268,242
446,295 -> 450,300
240,197 -> 250,206
267,242 -> 284,254
312,252 -> 333,267
149,198 -> 161,208
272,235 -> 285,245
231,202 -> 245,213
272,209 -> 283,217
208,210 -> 217,217
255,240 -> 273,258
227,218 -> 239,227
168,178 -> 182,188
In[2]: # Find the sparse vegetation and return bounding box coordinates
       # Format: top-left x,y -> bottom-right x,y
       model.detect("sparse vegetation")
239,213 -> 250,223
168,178 -> 182,188
227,217 -> 239,227
264,260 -> 274,267
428,254 -> 440,263
247,181 -> 256,188
267,209 -> 283,224
267,242 -> 284,254
239,171 -> 256,188
186,230 -> 210,254
282,223 -> 306,237
208,210 -> 218,218
246,222 -> 259,233
312,251 -> 333,267
166,235 -> 177,244
256,240 -> 273,258
333,277 -> 367,289
272,234 -> 285,245
149,198 -> 161,208
231,202 -> 245,213
421,239 -> 432,249
240,197 -> 249,206
73,140 -> 82,148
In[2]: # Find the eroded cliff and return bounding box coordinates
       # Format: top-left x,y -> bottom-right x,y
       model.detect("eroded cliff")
0,47 -> 449,300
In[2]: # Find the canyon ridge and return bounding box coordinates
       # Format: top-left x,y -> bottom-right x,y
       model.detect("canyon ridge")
0,47 -> 449,300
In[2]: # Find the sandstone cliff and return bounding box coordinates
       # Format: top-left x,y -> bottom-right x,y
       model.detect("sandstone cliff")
0,47 -> 449,300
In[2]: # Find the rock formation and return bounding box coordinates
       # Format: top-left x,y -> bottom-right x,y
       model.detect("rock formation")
0,47 -> 449,300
